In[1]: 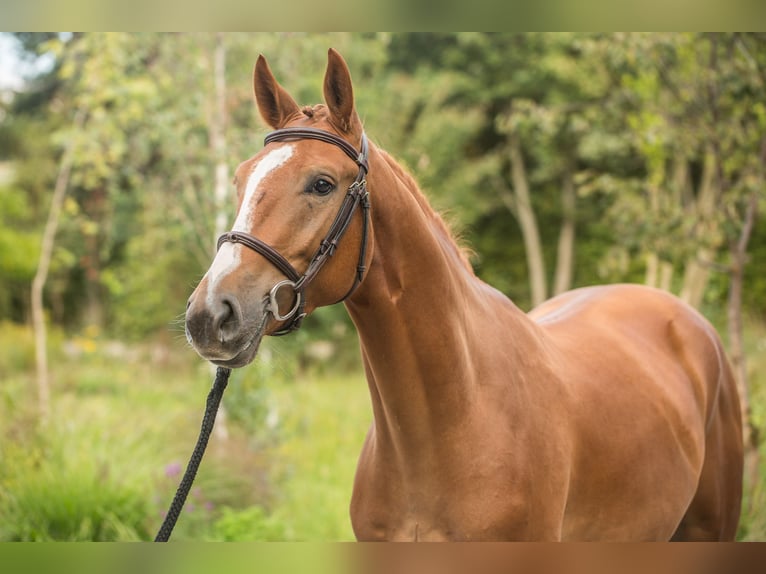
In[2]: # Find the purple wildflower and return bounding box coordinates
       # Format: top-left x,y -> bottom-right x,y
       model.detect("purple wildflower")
164,461 -> 182,478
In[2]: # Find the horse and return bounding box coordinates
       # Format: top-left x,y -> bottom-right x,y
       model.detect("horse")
185,48 -> 744,541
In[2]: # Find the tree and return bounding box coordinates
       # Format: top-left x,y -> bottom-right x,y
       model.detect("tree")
30,108 -> 84,423
609,33 -> 766,497
385,33 -> 625,308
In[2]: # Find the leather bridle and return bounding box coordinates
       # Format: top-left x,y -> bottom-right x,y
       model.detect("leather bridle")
216,127 -> 370,336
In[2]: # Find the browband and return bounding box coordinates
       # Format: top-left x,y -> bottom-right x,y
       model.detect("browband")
264,127 -> 369,174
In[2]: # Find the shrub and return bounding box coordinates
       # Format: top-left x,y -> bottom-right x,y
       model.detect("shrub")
211,506 -> 286,541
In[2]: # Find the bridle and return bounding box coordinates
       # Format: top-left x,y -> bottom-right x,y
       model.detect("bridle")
160,129 -> 369,542
216,127 -> 370,336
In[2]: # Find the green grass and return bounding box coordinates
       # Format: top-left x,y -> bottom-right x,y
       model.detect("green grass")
0,334 -> 207,540
267,373 -> 371,540
736,317 -> 766,541
0,325 -> 371,541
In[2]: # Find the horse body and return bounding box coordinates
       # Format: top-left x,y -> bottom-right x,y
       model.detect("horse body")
185,49 -> 743,541
345,147 -> 741,541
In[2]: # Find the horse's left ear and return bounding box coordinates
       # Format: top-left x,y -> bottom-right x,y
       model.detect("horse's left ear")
254,54 -> 301,129
323,49 -> 361,134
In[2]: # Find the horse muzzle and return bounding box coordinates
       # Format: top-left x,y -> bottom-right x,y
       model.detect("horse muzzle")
185,288 -> 268,368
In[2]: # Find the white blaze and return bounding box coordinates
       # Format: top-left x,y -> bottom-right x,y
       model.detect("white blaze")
234,144 -> 294,232
205,144 -> 294,305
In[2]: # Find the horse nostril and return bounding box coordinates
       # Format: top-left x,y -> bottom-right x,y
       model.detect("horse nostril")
215,296 -> 241,343
186,293 -> 242,349
220,299 -> 233,323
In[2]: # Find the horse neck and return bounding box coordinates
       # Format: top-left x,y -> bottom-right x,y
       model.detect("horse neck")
345,145 -> 541,450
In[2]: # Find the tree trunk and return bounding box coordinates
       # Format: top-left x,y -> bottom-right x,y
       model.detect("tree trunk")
212,32 -> 229,250
680,250 -> 712,308
645,256 -> 673,291
31,108 -> 85,424
658,261 -> 673,292
727,191 -> 759,505
680,150 -> 718,306
210,33 -> 230,441
644,178 -> 661,288
553,166 -> 575,296
506,132 -> 547,307
645,252 -> 659,288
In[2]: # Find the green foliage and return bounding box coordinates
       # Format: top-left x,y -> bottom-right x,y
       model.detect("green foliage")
608,34 -> 766,272
0,186 -> 39,279
0,180 -> 41,319
0,438 -> 150,541
383,33 -> 637,307
104,222 -> 199,340
0,321 -> 36,376
2,32 -> 765,334
211,506 -> 286,541
736,319 -> 766,541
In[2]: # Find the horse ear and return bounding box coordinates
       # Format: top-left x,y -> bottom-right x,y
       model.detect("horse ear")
323,48 -> 361,134
253,55 -> 300,129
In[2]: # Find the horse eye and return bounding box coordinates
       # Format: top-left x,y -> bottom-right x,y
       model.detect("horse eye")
311,179 -> 334,196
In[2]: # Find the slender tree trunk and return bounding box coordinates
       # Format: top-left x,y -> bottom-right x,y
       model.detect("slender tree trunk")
680,249 -> 712,308
644,179 -> 661,288
727,191 -> 759,505
642,176 -> 674,292
553,166 -> 575,295
681,150 -> 718,307
210,33 -> 230,441
645,252 -> 673,292
212,32 -> 229,252
31,109 -> 86,424
505,132 -> 547,307
658,261 -> 673,292
645,252 -> 659,288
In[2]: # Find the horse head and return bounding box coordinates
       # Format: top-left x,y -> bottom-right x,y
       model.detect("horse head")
185,49 -> 373,367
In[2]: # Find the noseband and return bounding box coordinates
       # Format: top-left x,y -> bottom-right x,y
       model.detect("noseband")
217,127 -> 370,335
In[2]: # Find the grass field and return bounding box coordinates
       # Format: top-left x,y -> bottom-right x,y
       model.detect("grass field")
0,322 -> 371,541
0,318 -> 764,541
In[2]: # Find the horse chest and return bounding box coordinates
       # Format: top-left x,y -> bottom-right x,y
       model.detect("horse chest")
350,480 -> 555,541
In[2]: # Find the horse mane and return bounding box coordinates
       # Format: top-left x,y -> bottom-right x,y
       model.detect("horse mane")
295,106 -> 475,274
375,147 -> 476,275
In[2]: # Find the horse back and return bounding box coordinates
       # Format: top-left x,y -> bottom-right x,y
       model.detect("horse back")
531,283 -> 727,425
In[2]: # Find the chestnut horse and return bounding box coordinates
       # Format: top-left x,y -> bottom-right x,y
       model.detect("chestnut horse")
185,49 -> 743,540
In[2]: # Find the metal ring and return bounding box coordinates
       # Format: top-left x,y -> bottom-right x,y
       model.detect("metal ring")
268,280 -> 302,322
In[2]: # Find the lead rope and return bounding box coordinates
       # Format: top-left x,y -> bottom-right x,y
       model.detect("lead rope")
154,366 -> 231,542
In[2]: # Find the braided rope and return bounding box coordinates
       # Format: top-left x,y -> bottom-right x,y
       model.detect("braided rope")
154,366 -> 231,542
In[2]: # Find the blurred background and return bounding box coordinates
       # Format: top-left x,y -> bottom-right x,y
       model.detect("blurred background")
0,32 -> 764,541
